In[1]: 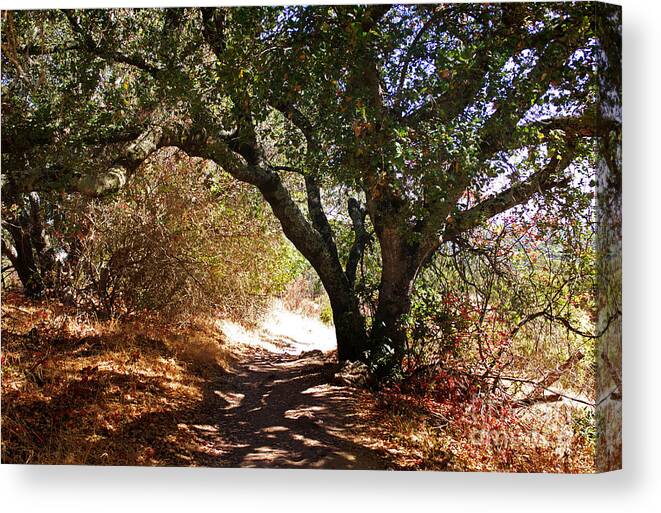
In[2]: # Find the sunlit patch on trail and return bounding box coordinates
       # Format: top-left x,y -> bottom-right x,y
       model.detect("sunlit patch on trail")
218,299 -> 336,355
213,390 -> 245,409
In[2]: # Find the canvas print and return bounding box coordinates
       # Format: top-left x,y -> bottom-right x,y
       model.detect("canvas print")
1,2 -> 621,472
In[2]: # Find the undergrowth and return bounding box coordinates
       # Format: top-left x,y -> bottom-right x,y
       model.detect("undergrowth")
1,291 -> 235,465
371,371 -> 595,472
2,291 -> 595,471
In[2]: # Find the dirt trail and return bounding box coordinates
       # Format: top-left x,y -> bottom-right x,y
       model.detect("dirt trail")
178,302 -> 393,469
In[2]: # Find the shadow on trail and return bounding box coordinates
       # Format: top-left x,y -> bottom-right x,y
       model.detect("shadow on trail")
89,351 -> 393,469
211,353 -> 390,469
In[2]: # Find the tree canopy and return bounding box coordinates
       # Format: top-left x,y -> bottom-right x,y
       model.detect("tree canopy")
1,3 -> 619,368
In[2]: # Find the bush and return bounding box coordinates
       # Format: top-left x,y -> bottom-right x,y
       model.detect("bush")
58,149 -> 291,320
319,302 -> 334,326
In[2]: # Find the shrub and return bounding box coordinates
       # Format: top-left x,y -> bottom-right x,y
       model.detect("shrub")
59,149 -> 290,320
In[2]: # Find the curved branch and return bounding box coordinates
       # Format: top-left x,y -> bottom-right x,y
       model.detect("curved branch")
271,101 -> 340,260
443,153 -> 574,242
2,125 -> 143,156
176,129 -> 357,309
3,125 -> 170,196
526,113 -> 620,139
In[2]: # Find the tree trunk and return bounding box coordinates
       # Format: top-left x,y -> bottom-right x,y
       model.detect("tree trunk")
4,221 -> 44,298
27,193 -> 56,290
328,292 -> 368,362
1,193 -> 56,298
370,226 -> 420,369
306,242 -> 368,362
243,168 -> 370,362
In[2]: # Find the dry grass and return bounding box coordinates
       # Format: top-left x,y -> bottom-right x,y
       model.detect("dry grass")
1,291 -> 596,471
365,386 -> 595,473
281,273 -> 330,321
1,291 -> 236,465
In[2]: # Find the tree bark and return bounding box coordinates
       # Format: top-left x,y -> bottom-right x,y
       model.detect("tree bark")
259,177 -> 368,361
1,193 -> 57,298
3,219 -> 44,298
594,2 -> 622,473
327,289 -> 368,362
370,226 -> 420,367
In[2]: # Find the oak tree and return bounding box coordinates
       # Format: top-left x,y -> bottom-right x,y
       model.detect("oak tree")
1,4 -> 618,366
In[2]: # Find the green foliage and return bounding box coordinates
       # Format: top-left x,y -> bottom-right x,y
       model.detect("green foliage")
365,337 -> 403,382
407,283 -> 471,368
572,408 -> 597,444
319,303 -> 334,326
1,4 -> 606,372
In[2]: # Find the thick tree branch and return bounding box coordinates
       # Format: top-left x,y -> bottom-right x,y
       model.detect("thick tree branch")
271,100 -> 341,261
443,155 -> 573,243
528,113 -> 620,139
1,236 -> 19,267
2,125 -> 143,156
201,8 -> 227,56
3,125 -> 171,196
360,4 -> 392,33
304,175 -> 339,258
175,128 -> 358,314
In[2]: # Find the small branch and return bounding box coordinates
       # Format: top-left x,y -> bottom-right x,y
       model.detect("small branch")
395,8 -> 442,104
63,10 -> 162,75
511,309 -> 620,340
345,197 -> 370,286
514,394 -> 563,407
528,351 -> 584,399
481,373 -> 594,407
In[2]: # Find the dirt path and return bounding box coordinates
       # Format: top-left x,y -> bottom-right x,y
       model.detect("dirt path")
201,350 -> 389,468
170,302 -> 394,469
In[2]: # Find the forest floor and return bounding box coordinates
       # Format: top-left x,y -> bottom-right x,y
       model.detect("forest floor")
1,294 -> 404,468
1,293 -> 594,471
210,301 -> 393,468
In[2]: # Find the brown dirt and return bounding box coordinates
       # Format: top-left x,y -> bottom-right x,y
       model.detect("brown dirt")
177,348 -> 394,469
81,346 -> 397,469
1,294 -> 398,468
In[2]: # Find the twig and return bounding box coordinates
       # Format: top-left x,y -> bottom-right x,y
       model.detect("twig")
528,351 -> 584,399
